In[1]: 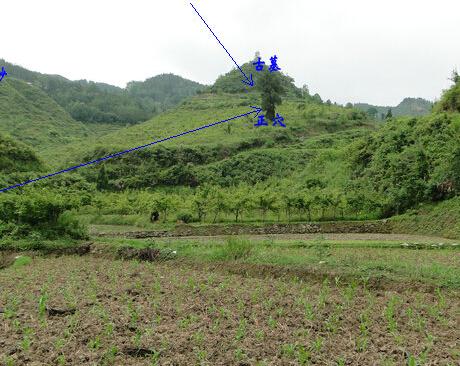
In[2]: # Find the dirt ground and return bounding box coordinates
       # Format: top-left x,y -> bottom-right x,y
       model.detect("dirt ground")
1,256 -> 459,365
151,232 -> 459,243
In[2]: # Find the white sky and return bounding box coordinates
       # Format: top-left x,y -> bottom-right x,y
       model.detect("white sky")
2,0 -> 459,105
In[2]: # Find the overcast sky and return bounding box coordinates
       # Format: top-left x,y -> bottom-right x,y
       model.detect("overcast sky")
2,0 -> 459,105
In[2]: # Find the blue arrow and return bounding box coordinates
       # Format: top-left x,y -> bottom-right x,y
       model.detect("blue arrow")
0,106 -> 263,193
190,3 -> 254,87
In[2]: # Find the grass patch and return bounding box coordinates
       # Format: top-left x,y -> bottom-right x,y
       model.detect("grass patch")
213,238 -> 253,261
12,255 -> 32,267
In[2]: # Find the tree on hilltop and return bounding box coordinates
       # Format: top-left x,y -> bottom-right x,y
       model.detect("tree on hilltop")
257,71 -> 285,120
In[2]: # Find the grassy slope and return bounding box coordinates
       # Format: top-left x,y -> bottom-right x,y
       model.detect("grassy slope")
390,196 -> 460,239
52,92 -> 376,167
0,78 -> 89,152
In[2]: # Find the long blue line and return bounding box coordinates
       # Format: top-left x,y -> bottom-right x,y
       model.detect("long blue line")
0,107 -> 262,193
190,2 -> 254,87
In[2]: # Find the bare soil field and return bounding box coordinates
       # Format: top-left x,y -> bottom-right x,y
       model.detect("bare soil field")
1,256 -> 459,365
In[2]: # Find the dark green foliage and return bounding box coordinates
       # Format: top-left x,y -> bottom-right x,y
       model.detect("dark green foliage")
385,108 -> 393,119
366,107 -> 378,119
258,71 -> 285,120
211,60 -> 299,96
96,165 -> 109,191
450,69 -> 460,84
196,149 -> 307,187
176,212 -> 194,223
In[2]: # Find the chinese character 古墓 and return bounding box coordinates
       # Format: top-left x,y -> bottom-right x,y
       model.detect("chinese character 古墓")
254,115 -> 268,127
0,67 -> 7,82
252,57 -> 265,72
272,113 -> 286,127
269,55 -> 281,73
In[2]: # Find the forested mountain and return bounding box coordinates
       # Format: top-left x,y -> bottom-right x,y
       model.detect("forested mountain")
126,74 -> 206,111
0,59 -> 205,125
0,78 -> 89,150
354,97 -> 433,119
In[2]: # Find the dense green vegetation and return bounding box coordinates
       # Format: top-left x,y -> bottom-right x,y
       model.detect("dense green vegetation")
1,59 -> 205,125
127,73 -> 206,113
0,133 -> 43,174
349,112 -> 460,215
1,61 -> 460,241
0,78 -> 89,149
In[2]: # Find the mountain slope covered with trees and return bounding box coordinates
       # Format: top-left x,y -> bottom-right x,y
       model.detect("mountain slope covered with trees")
354,97 -> 433,119
0,78 -> 89,150
1,59 -> 205,125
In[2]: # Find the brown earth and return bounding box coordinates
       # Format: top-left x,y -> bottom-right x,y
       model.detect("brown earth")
93,221 -> 394,239
1,256 -> 459,365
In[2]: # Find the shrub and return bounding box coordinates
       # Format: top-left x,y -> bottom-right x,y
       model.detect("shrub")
56,211 -> 89,240
215,238 -> 253,261
176,212 -> 194,223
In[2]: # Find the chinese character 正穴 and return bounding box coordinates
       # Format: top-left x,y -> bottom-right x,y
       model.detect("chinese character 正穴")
0,67 -> 7,82
254,115 -> 268,127
252,57 -> 265,72
269,55 -> 281,73
272,113 -> 286,127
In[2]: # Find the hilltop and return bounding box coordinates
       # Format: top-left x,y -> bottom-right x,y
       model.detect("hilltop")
354,97 -> 433,119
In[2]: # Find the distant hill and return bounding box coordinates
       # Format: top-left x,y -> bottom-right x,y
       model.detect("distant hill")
0,59 -> 206,125
127,74 -> 206,111
354,97 -> 433,119
0,78 -> 89,150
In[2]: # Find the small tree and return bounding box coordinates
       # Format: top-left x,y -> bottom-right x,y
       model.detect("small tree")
449,69 -> 460,84
151,194 -> 173,222
385,108 -> 393,120
193,186 -> 210,222
258,71 -> 285,120
227,186 -> 250,223
282,192 -> 296,222
366,107 -> 378,119
96,165 -> 109,191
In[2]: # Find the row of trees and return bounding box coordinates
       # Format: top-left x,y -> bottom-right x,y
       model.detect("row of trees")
89,184 -> 384,224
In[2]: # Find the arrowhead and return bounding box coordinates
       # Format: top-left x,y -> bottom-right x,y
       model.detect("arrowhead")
242,73 -> 255,87
250,106 -> 263,118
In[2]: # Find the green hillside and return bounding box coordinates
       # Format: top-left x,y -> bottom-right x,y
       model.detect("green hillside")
1,59 -> 205,125
0,133 -> 43,173
54,88 -> 374,189
354,97 -> 433,119
126,73 -> 206,110
2,60 -> 459,233
0,78 -> 89,150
